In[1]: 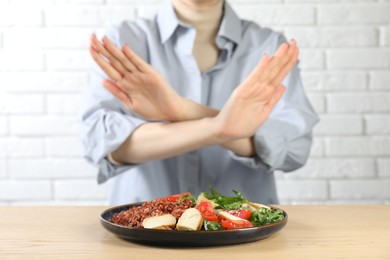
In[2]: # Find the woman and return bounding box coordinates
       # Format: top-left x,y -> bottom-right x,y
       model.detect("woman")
81,0 -> 319,205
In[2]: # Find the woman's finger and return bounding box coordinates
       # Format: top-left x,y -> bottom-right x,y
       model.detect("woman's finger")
122,44 -> 149,73
260,85 -> 286,119
270,47 -> 299,86
89,46 -> 123,81
246,54 -> 271,86
102,79 -> 133,109
102,36 -> 137,72
265,41 -> 297,87
90,34 -> 127,75
259,40 -> 297,85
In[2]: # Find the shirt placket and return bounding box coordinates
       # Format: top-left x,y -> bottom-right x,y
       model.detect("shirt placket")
175,26 -> 202,194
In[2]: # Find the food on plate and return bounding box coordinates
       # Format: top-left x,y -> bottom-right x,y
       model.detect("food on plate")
110,188 -> 285,231
176,208 -> 203,231
142,214 -> 177,229
218,211 -> 253,229
110,196 -> 193,228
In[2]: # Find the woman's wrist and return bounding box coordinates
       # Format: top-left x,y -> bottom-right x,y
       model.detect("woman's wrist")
179,98 -> 219,121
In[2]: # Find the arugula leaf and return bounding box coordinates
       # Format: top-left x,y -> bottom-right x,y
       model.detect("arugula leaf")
202,187 -> 248,210
249,207 -> 285,226
203,220 -> 223,231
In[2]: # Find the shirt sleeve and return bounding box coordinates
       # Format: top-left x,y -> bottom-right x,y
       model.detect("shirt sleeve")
80,22 -> 148,184
229,33 -> 319,172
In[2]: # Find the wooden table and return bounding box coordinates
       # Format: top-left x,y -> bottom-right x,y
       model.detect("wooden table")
0,206 -> 389,259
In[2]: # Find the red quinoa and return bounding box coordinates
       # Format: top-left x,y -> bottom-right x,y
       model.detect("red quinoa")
110,198 -> 194,228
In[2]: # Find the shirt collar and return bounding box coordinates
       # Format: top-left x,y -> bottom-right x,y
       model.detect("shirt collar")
217,2 -> 241,46
157,1 -> 242,46
157,1 -> 180,44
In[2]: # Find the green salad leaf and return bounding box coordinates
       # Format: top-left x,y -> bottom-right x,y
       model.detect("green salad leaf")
203,220 -> 223,231
249,207 -> 285,226
201,187 -> 248,210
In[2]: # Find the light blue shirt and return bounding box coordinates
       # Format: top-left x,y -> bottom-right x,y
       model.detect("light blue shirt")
81,1 -> 319,205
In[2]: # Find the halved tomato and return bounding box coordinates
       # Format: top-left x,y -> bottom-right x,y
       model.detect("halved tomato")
158,192 -> 191,203
220,219 -> 253,230
197,201 -> 218,222
226,209 -> 251,220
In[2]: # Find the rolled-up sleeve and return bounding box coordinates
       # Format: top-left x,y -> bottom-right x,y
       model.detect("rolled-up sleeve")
80,22 -> 148,184
230,34 -> 319,172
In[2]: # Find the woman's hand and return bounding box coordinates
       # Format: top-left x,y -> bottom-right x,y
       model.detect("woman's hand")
214,40 -> 299,142
89,34 -> 186,122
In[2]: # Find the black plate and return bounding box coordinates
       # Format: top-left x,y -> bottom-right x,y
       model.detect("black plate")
100,203 -> 288,247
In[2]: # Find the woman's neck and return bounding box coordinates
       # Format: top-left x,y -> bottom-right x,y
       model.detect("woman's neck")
172,0 -> 224,43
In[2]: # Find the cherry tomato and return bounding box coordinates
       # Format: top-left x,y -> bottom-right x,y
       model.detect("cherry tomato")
197,202 -> 218,222
226,210 -> 251,220
220,219 -> 253,230
158,192 -> 191,203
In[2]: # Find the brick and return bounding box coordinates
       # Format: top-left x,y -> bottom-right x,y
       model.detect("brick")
44,6 -> 136,27
320,27 -> 378,47
0,51 -> 44,71
377,158 -> 390,178
0,116 -> 7,135
5,0 -> 102,3
284,27 -> 378,47
365,115 -> 390,134
0,33 -> 3,48
54,180 -> 109,200
1,0 -> 52,4
108,0 -> 162,4
46,50 -> 90,71
327,49 -> 390,69
47,94 -> 81,115
382,26 -> 390,46
52,0 -> 104,3
45,137 -> 83,157
276,180 -> 328,200
306,93 -> 325,113
99,7 -> 137,27
0,8 -> 42,27
4,94 -> 44,115
310,137 -> 323,157
326,137 -> 390,156
10,116 -> 79,136
370,71 -> 390,90
287,158 -> 375,179
0,72 -> 88,93
318,4 -> 390,25
301,71 -> 367,91
283,199 -> 385,205
314,115 -> 363,135
229,5 -> 315,26
283,27 -> 319,47
330,180 -> 390,199
299,49 -> 324,69
136,5 -> 165,18
4,28 -> 92,49
44,7 -> 100,27
0,93 -> 6,115
286,0 -> 377,2
327,93 -> 390,113
0,138 -> 44,158
0,181 -> 51,200
9,158 -> 96,179
0,159 -> 6,178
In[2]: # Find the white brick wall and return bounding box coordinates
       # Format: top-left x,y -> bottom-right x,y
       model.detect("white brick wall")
0,0 -> 389,205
